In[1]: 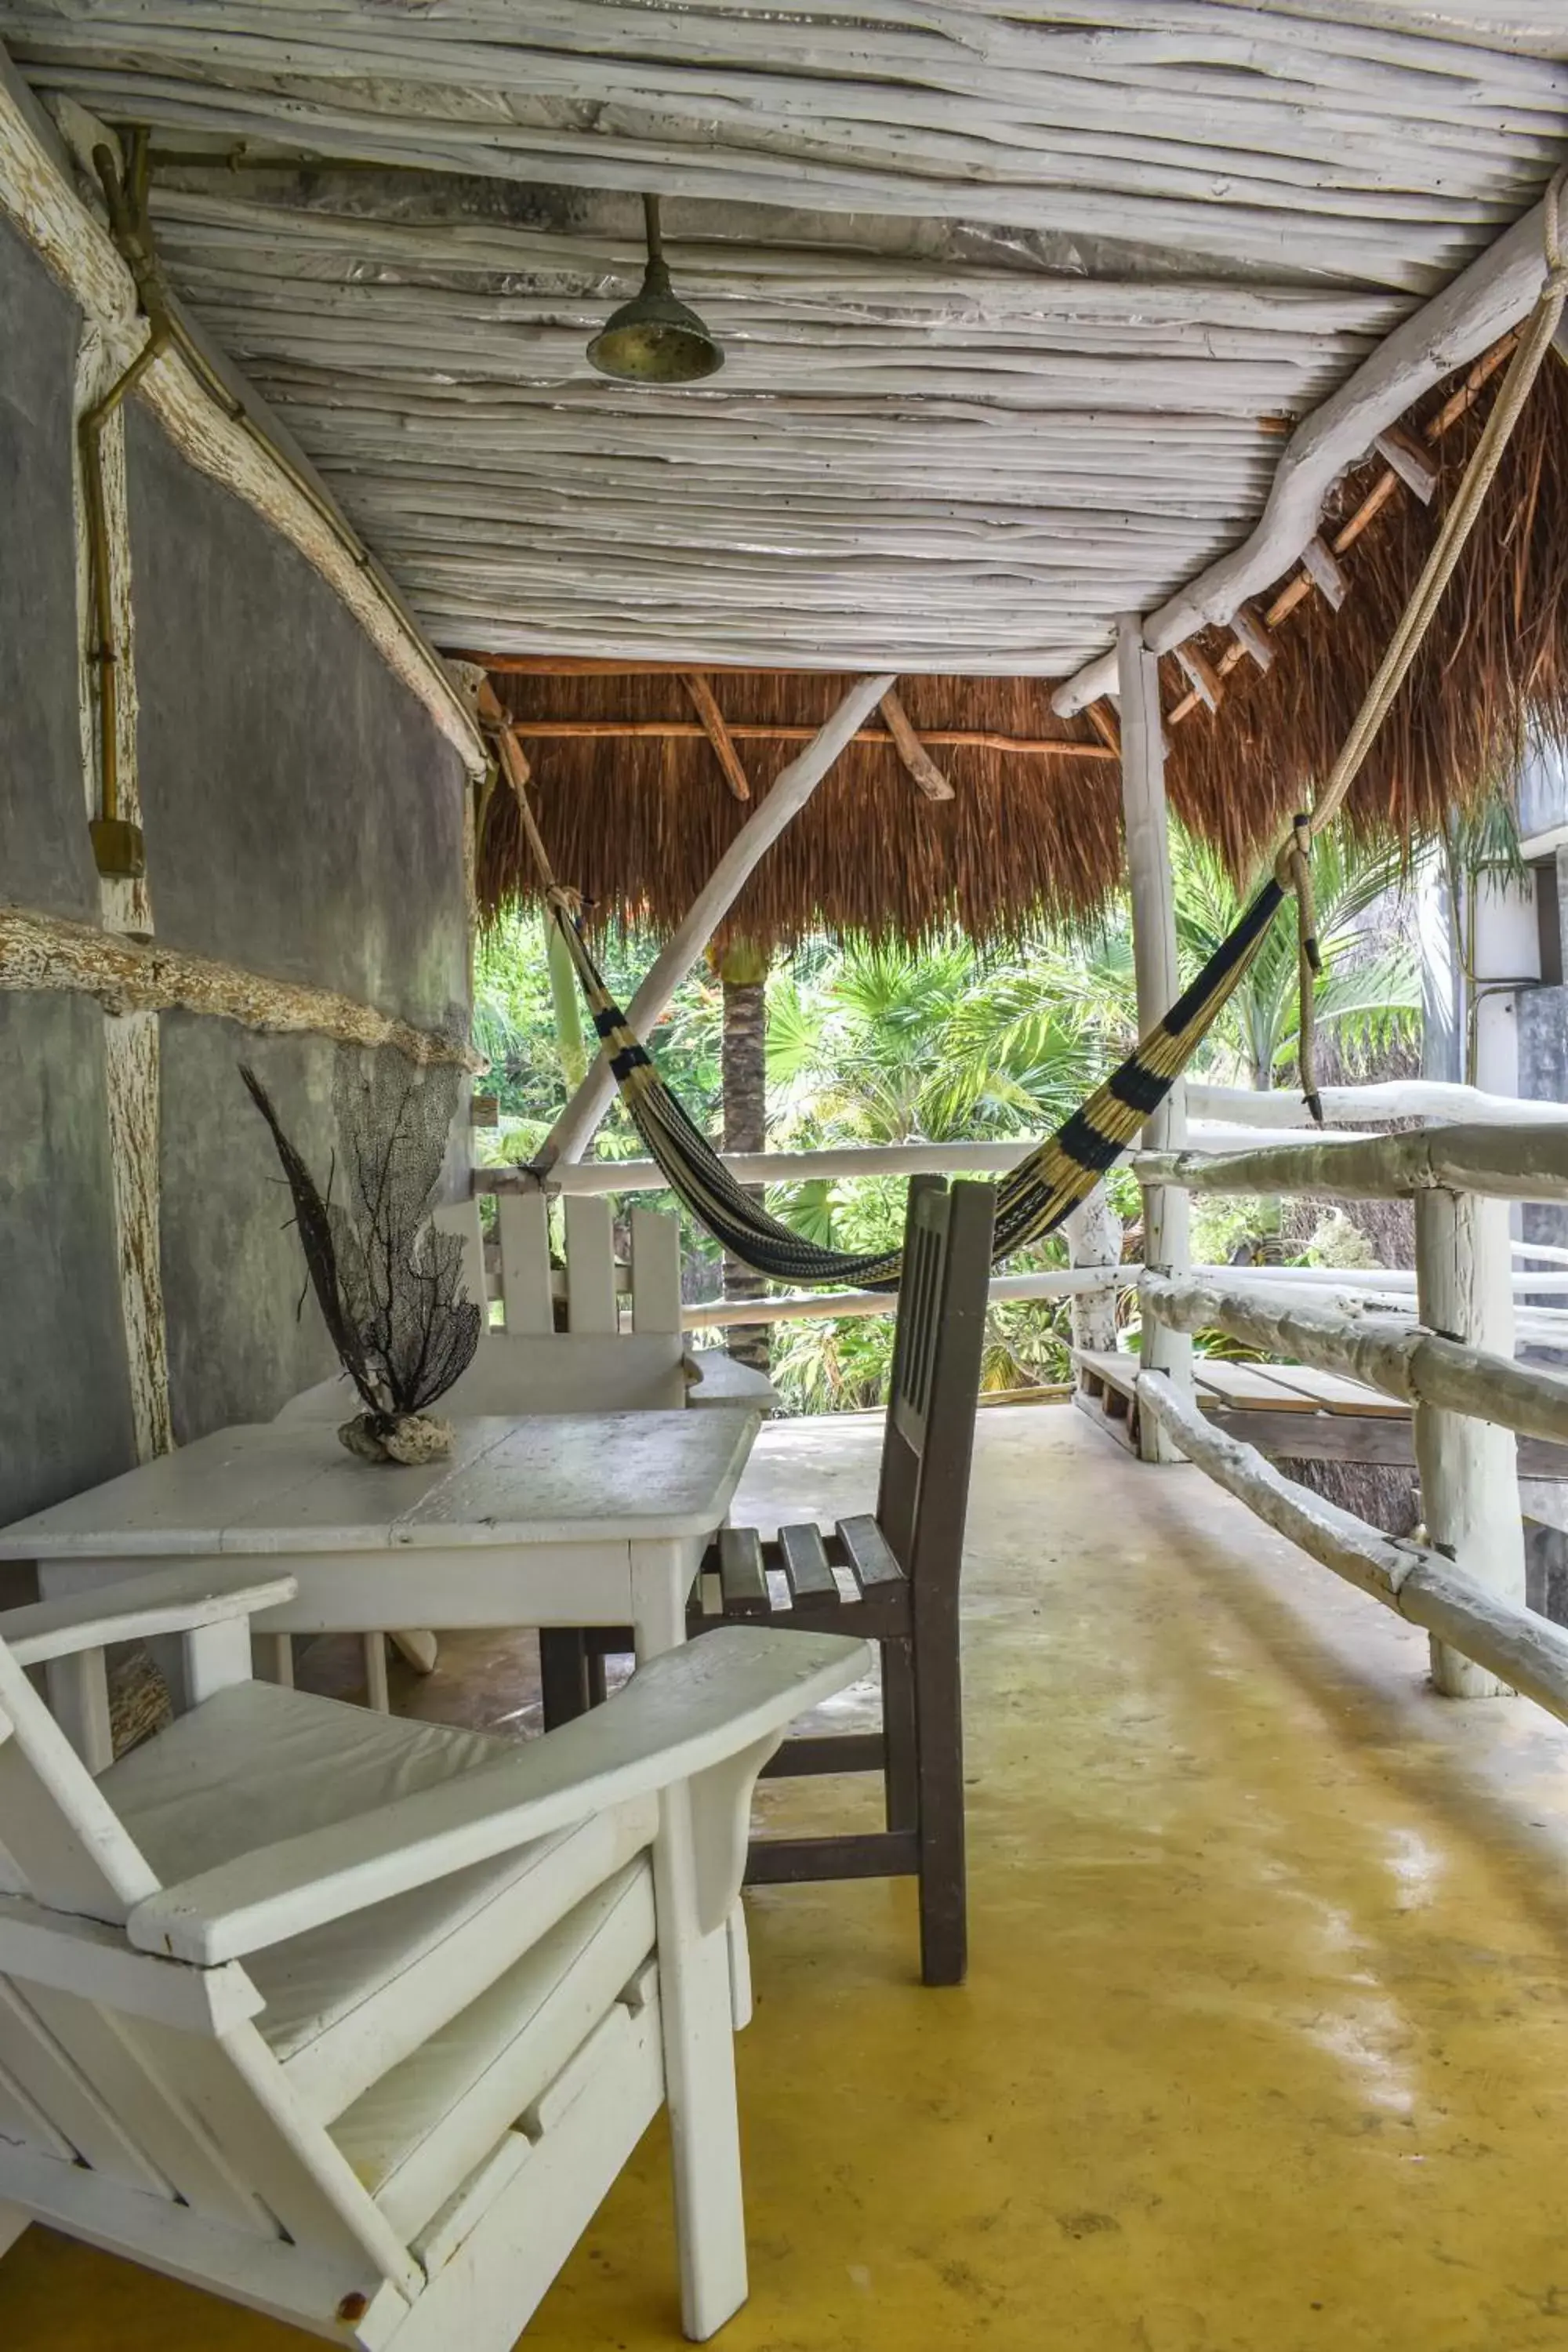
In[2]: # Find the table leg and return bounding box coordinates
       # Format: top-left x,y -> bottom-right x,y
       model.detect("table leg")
361,1633 -> 391,1713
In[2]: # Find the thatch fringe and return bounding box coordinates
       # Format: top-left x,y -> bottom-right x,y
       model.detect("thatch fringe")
1163,358 -> 1568,877
480,670 -> 1123,950
478,357 -> 1568,948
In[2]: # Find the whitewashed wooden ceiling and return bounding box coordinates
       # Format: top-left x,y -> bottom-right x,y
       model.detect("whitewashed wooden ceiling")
5,4 -> 1567,673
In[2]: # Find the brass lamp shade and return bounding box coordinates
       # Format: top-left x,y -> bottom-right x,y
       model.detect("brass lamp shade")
587,196 -> 723,384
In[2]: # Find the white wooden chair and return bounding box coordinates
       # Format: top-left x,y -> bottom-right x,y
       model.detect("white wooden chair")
0,1563 -> 866,2345
437,1195 -> 778,1411
277,1200 -> 775,1701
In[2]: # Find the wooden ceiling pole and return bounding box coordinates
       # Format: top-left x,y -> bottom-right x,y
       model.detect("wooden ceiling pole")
1116,612 -> 1190,1464
503,718 -> 1113,759
535,672 -> 896,1173
879,686 -> 955,801
681,673 -> 752,802
1055,194 -> 1562,715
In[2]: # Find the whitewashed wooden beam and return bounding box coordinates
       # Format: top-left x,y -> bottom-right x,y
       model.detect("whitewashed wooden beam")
481,1120 -> 1379,1198
1139,1370 -> 1568,1726
13,9 -> 1559,287
2,905 -> 477,1068
1142,1269 -> 1568,1450
1414,1189 -> 1525,1697
0,63 -> 483,775
1138,1123 -> 1568,1202
1117,613 -> 1190,1458
60,202 -> 172,1461
1186,1080 -> 1568,1129
484,1137 -> 1036,1196
685,1265 -> 1121,1332
535,673 -> 894,1171
1054,189 -> 1562,712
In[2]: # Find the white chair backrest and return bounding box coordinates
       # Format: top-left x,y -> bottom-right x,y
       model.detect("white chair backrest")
0,1639 -> 401,2285
278,1330 -> 689,1425
433,1196 -> 683,1338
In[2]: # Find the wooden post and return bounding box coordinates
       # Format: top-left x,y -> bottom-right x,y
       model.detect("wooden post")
1116,614 -> 1190,1461
1063,1188 -> 1122,1366
538,672 -> 894,1170
1414,1188 -> 1526,1697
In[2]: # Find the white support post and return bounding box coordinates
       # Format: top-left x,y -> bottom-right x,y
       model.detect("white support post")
1414,1189 -> 1526,1697
1063,1189 -> 1122,1366
536,672 -> 894,1171
1116,615 -> 1191,1461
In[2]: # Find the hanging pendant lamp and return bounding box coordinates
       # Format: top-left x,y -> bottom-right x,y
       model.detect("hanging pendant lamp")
586,194 -> 724,383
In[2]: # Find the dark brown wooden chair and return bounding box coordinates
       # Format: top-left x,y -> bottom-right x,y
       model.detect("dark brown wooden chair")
541,1174 -> 996,1986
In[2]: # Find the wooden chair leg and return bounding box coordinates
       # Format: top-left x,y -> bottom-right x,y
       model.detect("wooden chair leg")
911,1611 -> 967,1987
539,1628 -> 591,1730
880,1635 -> 919,1834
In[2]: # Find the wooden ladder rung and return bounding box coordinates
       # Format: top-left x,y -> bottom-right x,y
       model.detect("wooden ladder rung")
834,1514 -> 903,1592
776,1523 -> 839,1603
717,1526 -> 771,1618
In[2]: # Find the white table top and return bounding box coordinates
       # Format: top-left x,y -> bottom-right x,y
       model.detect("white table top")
0,1411 -> 759,1560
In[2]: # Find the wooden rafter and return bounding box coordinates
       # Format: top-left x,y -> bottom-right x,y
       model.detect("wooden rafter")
878,688 -> 955,801
501,719 -> 1112,760
681,673 -> 752,803
1161,331 -> 1519,731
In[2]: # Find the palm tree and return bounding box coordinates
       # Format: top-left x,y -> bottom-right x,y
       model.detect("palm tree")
1171,829 -> 1420,1091
714,937 -> 770,1374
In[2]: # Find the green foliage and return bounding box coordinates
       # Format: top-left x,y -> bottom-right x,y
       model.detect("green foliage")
472,819 -> 1425,1417
1172,831 -> 1421,1087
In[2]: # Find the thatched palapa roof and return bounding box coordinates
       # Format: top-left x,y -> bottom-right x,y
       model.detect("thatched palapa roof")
478,350 -> 1568,951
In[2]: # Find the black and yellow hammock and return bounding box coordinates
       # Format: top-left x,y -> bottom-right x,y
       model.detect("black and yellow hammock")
518,168 -> 1568,1293
542,875 -> 1286,1290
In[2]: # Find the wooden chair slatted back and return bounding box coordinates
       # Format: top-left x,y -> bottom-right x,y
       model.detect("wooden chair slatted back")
875,1178 -> 996,1594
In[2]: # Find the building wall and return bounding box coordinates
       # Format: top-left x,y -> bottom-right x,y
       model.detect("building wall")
0,214 -> 471,1524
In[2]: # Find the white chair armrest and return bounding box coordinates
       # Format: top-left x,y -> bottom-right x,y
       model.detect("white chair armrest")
128,1628 -> 870,1965
0,1563 -> 300,1667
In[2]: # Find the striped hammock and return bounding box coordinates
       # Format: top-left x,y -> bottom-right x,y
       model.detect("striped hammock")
545,877 -> 1287,1287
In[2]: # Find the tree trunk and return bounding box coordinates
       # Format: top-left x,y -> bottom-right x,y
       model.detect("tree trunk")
717,939 -> 770,1375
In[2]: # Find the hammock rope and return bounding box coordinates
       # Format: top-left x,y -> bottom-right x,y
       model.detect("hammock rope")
487,170 -> 1567,1293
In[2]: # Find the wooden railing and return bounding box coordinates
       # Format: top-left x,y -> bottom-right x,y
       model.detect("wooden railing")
473,1080 -> 1568,1344
1133,1116 -> 1568,1706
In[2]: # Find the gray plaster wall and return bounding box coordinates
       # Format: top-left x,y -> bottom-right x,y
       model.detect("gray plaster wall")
0,994 -> 137,1523
122,412 -> 470,1446
2,216 -> 471,1508
125,410 -> 468,1033
0,216 -> 96,920
0,221 -> 137,1524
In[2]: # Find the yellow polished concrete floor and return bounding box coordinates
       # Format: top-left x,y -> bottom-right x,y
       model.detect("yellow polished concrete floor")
10,1403 -> 1568,2351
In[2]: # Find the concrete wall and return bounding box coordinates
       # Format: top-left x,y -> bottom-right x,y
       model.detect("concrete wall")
0,216 -> 136,1525
1,216 -> 470,1523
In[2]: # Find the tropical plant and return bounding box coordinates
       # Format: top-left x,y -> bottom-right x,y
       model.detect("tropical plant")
1171,829 -> 1421,1090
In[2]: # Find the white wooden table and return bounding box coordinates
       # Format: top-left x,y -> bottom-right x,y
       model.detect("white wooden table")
0,1410 -> 760,1750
